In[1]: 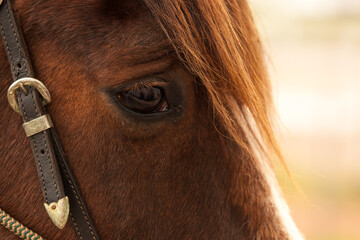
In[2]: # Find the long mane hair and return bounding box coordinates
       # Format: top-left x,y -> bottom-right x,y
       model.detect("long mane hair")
143,0 -> 282,169
142,1 -> 303,238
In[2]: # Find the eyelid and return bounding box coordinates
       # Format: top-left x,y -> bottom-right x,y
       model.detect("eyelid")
110,76 -> 168,91
122,80 -> 168,92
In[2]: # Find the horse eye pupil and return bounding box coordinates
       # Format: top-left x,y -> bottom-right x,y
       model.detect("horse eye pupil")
128,87 -> 161,101
129,87 -> 160,101
116,85 -> 169,114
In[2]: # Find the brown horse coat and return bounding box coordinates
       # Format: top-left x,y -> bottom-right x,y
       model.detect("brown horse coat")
0,0 -> 302,239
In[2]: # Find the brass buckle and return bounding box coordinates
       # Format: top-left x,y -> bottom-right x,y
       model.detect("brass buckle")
7,77 -> 51,114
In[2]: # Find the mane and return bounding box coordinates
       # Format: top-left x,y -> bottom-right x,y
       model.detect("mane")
143,1 -> 304,238
0,0 -> 304,238
143,0 -> 283,168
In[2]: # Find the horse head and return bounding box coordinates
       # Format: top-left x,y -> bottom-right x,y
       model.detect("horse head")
0,0 -> 302,239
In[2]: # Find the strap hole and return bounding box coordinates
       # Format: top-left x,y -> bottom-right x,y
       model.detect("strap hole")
16,63 -> 22,69
40,149 -> 45,155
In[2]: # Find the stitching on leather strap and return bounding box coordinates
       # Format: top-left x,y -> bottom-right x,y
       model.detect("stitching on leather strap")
41,131 -> 60,199
57,160 -> 82,237
70,212 -> 83,240
58,160 -> 97,239
2,1 -> 98,238
0,16 -> 14,74
6,0 -> 61,202
19,93 -> 48,202
5,0 -> 50,202
5,1 -> 22,75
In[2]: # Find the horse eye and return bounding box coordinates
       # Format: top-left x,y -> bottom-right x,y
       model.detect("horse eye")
116,86 -> 169,114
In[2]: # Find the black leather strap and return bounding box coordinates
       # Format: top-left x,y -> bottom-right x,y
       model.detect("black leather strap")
0,0 -> 99,239
0,0 -> 65,209
51,128 -> 100,240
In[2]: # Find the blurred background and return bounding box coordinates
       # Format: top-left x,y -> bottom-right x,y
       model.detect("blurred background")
249,0 -> 360,239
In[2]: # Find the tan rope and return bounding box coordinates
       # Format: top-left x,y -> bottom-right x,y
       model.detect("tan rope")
0,207 -> 45,240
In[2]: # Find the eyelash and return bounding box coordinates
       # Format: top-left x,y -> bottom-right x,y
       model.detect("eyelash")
122,81 -> 165,92
113,80 -> 170,114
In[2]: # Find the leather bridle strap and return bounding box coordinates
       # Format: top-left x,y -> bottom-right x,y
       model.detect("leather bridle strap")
0,0 -> 99,239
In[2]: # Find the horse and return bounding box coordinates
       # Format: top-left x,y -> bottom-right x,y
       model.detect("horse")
0,0 -> 303,239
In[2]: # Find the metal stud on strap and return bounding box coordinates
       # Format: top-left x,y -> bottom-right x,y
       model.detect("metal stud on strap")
7,77 -> 51,114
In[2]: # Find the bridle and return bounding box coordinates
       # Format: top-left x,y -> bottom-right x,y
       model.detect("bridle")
0,0 -> 99,239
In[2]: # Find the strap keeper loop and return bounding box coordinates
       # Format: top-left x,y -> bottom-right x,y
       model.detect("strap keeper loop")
22,114 -> 53,137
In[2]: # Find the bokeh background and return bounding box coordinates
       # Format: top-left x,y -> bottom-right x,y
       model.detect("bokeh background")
249,0 -> 360,239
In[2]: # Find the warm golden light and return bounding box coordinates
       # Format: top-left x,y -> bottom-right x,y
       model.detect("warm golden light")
251,0 -> 360,239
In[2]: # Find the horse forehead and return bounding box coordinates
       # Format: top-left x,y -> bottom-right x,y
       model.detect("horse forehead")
22,0 -> 168,65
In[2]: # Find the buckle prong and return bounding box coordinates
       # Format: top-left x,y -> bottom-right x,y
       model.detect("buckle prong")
7,77 -> 51,114
18,83 -> 28,95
